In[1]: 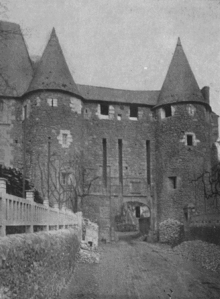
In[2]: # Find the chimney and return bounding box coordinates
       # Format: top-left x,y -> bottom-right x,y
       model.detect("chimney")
201,86 -> 210,103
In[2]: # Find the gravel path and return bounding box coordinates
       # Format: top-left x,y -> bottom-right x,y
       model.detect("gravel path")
60,240 -> 220,299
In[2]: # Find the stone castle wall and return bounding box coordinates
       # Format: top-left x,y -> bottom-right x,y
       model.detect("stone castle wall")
155,103 -> 212,224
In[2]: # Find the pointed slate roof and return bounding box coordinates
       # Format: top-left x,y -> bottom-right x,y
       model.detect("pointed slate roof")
0,21 -> 33,97
28,28 -> 80,96
156,38 -> 205,107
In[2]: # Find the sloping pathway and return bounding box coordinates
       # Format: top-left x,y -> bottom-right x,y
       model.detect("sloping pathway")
61,240 -> 220,299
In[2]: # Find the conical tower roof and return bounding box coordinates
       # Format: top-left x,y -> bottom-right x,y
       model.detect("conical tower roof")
0,21 -> 33,97
156,38 -> 205,107
28,28 -> 80,96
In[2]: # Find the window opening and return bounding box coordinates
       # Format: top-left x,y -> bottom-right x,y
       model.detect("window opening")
23,105 -> 27,120
0,100 -> 3,111
130,105 -> 138,118
100,104 -> 109,115
164,105 -> 172,117
187,134 -> 193,146
62,134 -> 68,145
118,139 -> 123,185
169,177 -> 177,189
117,114 -> 122,120
146,140 -> 151,185
135,206 -> 140,218
103,139 -> 107,187
61,173 -> 69,185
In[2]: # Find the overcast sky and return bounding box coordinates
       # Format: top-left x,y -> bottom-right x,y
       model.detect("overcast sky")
2,0 -> 220,115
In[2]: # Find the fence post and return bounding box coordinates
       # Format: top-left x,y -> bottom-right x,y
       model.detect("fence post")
43,198 -> 49,231
76,211 -> 82,241
0,178 -> 7,237
26,190 -> 34,233
53,203 -> 59,230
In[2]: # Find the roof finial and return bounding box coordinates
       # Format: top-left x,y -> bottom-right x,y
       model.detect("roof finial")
177,37 -> 181,46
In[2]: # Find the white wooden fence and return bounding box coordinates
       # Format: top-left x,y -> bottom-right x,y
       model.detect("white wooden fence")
0,178 -> 82,237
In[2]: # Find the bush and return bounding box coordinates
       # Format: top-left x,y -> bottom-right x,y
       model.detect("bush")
0,229 -> 80,299
0,165 -> 43,204
159,218 -> 184,246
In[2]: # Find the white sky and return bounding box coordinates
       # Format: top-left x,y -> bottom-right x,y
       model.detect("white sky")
2,0 -> 220,115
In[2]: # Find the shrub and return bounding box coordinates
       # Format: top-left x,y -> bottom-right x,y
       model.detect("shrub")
159,218 -> 184,246
0,229 -> 80,299
0,165 -> 43,204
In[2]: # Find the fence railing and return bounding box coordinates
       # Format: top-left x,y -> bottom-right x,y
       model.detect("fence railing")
0,178 -> 82,237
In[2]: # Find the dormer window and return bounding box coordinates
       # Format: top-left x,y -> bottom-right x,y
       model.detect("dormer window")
130,105 -> 138,119
100,103 -> 109,115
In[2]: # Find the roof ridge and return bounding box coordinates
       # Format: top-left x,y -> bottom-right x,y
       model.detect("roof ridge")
77,83 -> 159,93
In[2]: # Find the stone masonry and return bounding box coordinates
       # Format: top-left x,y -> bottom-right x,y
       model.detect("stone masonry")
0,21 -> 218,241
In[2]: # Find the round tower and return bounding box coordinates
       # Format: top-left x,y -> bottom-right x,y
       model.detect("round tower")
23,28 -> 84,208
153,38 -> 212,225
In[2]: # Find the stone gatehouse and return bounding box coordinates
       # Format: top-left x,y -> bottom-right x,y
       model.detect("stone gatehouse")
0,20 -> 218,241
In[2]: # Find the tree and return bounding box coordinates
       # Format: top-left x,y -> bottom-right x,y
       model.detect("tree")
191,162 -> 220,211
0,165 -> 43,203
36,150 -> 99,212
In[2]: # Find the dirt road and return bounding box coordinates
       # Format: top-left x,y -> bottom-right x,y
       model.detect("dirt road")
61,239 -> 220,299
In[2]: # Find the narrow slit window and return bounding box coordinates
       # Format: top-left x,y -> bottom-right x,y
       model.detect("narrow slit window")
135,206 -> 140,218
100,104 -> 109,115
130,105 -> 138,118
146,140 -> 151,185
61,173 -> 69,185
187,134 -> 193,146
103,138 -> 107,187
0,100 -> 3,111
23,105 -> 27,120
118,139 -> 123,185
169,177 -> 177,189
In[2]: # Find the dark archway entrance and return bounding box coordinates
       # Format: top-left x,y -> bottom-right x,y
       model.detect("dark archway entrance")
115,201 -> 151,233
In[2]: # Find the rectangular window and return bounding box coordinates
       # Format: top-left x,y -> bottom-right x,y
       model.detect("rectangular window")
130,105 -> 138,118
169,176 -> 177,189
23,105 -> 27,120
61,173 -> 69,185
135,206 -> 140,218
103,138 -> 107,187
52,99 -> 57,107
62,133 -> 68,145
48,98 -> 58,107
146,140 -> 151,185
187,134 -> 193,146
117,114 -> 122,120
161,105 -> 172,118
100,103 -> 109,115
118,139 -> 123,185
0,100 -> 3,111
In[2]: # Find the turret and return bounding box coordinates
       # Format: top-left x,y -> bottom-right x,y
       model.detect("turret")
153,38 -> 212,224
23,28 -> 83,207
